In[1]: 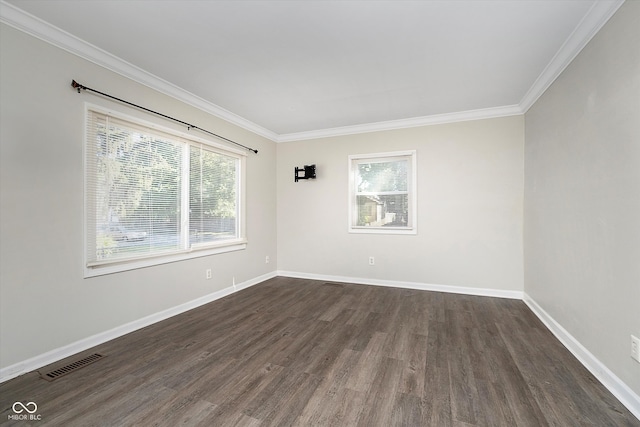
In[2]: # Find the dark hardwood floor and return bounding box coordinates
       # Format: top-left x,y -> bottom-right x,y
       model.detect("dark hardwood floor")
1,277 -> 638,426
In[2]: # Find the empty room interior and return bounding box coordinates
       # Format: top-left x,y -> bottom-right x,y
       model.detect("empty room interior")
1,0 -> 639,425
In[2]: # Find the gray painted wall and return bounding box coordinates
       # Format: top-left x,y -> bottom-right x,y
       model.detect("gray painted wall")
524,0 -> 640,395
277,116 -> 524,291
0,24 -> 277,371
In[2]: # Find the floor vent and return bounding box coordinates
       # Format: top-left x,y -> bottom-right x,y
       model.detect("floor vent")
39,353 -> 105,382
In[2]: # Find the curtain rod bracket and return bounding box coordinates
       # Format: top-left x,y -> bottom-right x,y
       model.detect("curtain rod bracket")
70,79 -> 258,154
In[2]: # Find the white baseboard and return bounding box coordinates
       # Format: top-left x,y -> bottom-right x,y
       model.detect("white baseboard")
523,293 -> 640,420
0,271 -> 276,383
235,271 -> 276,291
277,270 -> 523,300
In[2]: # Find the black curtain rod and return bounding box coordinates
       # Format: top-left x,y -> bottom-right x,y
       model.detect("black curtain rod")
71,80 -> 258,154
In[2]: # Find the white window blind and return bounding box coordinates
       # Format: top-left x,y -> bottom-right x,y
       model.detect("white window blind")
189,144 -> 239,247
349,151 -> 417,234
85,108 -> 245,272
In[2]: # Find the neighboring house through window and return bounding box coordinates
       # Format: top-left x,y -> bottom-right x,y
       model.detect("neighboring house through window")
348,150 -> 417,234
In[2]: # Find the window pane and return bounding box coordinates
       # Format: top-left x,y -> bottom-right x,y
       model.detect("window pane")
356,194 -> 409,227
356,160 -> 408,193
189,146 -> 238,245
349,151 -> 415,233
93,121 -> 182,261
86,109 -> 247,272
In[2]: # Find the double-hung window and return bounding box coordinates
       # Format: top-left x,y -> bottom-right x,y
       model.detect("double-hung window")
349,150 -> 417,234
85,107 -> 246,276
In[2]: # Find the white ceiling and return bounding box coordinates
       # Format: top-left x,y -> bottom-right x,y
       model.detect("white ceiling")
0,0 -> 623,141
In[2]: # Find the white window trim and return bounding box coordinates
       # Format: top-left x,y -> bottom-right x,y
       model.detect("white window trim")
348,150 -> 417,235
83,103 -> 247,278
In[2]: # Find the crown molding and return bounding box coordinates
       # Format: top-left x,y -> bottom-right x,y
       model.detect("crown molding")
0,1 -> 279,142
1,0 -> 624,143
519,0 -> 625,112
276,105 -> 523,142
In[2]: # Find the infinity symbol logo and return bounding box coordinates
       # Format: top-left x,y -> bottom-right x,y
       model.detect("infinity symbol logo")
12,402 -> 38,414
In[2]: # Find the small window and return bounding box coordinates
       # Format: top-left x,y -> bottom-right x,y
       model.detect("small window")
85,107 -> 246,276
348,151 -> 417,234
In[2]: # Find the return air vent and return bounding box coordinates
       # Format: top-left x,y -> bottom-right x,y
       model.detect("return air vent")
39,353 -> 105,381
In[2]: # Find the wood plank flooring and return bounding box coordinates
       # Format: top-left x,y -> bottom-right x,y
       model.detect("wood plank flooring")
1,277 -> 638,426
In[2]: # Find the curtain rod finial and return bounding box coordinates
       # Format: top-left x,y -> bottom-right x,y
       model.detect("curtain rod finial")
71,80 -> 83,93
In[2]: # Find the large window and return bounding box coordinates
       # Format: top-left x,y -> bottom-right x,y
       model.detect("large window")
85,107 -> 246,276
349,151 -> 416,234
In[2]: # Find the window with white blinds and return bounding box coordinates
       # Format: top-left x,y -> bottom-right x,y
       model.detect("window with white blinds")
85,107 -> 245,275
348,151 -> 417,234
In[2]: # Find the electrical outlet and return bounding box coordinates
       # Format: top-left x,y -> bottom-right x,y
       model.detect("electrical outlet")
265,255 -> 270,264
632,335 -> 640,363
369,256 -> 375,265
205,269 -> 212,279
